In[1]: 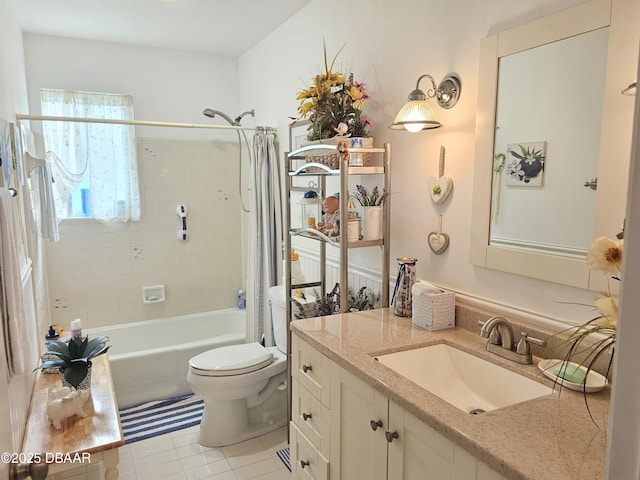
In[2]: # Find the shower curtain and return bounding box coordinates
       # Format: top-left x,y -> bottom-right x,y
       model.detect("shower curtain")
246,129 -> 282,346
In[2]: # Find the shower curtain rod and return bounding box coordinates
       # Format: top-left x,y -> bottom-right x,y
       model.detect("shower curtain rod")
15,114 -> 272,132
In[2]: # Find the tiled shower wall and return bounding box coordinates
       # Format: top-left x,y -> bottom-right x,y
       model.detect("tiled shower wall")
45,137 -> 244,330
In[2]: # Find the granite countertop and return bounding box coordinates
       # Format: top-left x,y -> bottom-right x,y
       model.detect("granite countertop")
290,307 -> 609,480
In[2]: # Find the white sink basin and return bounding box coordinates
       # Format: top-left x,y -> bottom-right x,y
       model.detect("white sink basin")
375,344 -> 552,414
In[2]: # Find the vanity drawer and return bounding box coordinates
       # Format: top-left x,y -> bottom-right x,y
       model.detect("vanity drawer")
292,379 -> 330,457
290,422 -> 329,480
292,335 -> 333,406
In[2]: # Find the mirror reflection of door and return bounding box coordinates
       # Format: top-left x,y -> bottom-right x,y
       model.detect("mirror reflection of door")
490,27 -> 609,259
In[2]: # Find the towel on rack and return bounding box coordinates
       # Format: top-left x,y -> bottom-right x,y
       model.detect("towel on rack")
25,152 -> 59,241
0,188 -> 30,376
40,160 -> 59,241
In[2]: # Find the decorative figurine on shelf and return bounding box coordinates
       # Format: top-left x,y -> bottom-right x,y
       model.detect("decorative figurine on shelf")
317,195 -> 340,239
333,122 -> 350,137
46,387 -> 90,429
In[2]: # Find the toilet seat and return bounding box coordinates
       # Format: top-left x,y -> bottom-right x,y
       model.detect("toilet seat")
189,342 -> 274,377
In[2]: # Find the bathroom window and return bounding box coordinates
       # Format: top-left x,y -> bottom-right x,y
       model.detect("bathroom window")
40,89 -> 141,222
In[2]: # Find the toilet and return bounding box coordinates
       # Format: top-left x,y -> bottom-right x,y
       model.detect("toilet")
187,285 -> 314,447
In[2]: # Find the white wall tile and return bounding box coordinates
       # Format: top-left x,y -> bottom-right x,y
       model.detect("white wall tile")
45,137 -> 243,328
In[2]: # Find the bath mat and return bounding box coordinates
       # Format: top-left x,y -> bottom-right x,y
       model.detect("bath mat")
119,393 -> 204,444
276,447 -> 291,472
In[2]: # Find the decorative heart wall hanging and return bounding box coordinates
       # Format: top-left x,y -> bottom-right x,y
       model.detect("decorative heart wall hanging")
428,216 -> 450,255
428,176 -> 453,204
428,232 -> 450,254
428,146 -> 453,205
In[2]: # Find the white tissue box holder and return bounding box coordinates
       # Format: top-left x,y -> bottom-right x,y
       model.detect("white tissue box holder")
411,283 -> 455,331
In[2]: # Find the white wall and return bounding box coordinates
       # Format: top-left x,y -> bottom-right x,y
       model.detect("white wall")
239,0 -> 638,326
45,137 -> 244,329
23,34 -> 241,136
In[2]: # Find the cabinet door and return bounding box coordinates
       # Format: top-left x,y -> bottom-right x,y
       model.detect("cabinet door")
387,400 -> 505,480
330,368 -> 388,480
387,400 -> 458,479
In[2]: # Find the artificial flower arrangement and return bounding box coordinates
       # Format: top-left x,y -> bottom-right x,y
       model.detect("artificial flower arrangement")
557,232 -> 622,388
292,283 -> 380,318
352,184 -> 388,207
296,41 -> 372,141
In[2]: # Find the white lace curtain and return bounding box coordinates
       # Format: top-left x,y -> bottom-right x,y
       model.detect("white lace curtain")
40,89 -> 140,223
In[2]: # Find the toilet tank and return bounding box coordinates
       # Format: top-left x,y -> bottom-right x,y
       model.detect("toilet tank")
269,285 -> 316,353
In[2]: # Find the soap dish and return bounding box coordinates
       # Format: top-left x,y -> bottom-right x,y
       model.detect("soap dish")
538,359 -> 607,393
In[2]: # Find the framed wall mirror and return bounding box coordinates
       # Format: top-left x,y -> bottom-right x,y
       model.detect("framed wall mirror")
470,0 -> 636,290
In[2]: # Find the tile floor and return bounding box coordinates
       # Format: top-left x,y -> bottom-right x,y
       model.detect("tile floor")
48,426 -> 292,480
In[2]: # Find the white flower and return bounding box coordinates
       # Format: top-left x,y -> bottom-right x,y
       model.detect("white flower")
594,296 -> 618,329
586,236 -> 623,276
507,162 -> 524,178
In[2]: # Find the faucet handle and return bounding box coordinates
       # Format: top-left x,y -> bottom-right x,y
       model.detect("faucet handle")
516,332 -> 546,355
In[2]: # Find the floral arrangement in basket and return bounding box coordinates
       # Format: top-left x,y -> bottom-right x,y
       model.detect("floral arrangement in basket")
296,40 -> 372,142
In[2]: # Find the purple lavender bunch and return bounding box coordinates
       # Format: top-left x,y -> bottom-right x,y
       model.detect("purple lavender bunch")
352,184 -> 388,206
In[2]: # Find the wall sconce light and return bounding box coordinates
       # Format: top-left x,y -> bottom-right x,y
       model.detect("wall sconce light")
389,73 -> 461,132
622,81 -> 637,96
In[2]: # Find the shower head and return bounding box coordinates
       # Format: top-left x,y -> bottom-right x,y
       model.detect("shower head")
234,109 -> 255,124
202,108 -> 237,126
202,108 -> 255,126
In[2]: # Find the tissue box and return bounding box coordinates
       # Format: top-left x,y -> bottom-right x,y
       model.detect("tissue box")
411,283 -> 455,331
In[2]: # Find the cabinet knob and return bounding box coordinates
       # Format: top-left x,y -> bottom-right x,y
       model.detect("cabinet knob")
302,412 -> 312,421
370,419 -> 383,431
300,459 -> 310,469
302,364 -> 313,373
385,430 -> 399,443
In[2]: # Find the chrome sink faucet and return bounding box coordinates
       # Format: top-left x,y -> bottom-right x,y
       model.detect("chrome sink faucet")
479,316 -> 545,365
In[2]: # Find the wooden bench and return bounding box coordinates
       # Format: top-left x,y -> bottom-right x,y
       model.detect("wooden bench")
21,354 -> 124,479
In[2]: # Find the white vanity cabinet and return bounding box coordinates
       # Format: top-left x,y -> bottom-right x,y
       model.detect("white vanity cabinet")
291,333 -> 506,480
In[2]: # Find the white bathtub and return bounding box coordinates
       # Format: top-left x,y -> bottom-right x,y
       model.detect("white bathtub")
86,309 -> 246,408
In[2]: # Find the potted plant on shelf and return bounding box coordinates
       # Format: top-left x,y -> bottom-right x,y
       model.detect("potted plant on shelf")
35,335 -> 110,390
296,40 -> 372,149
352,184 -> 388,241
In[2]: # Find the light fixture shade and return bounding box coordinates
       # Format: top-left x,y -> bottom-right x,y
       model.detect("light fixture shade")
389,99 -> 442,132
